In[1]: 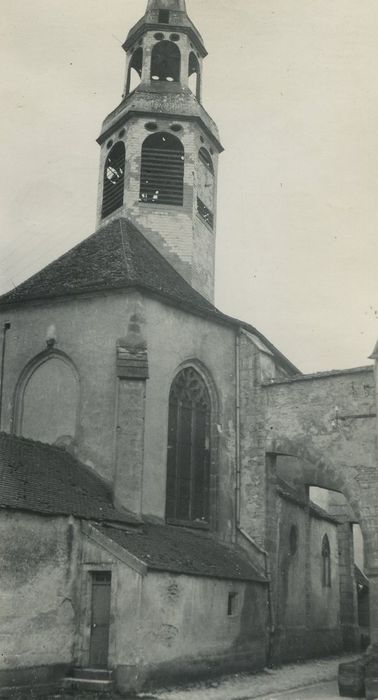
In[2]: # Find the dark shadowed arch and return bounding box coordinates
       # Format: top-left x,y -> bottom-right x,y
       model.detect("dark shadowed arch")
102,142 -> 125,218
126,47 -> 143,94
151,41 -> 180,82
188,51 -> 201,99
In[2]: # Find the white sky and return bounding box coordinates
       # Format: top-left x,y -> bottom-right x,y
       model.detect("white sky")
1,0 -> 378,373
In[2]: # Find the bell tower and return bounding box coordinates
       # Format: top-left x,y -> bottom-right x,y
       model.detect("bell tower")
96,0 -> 223,302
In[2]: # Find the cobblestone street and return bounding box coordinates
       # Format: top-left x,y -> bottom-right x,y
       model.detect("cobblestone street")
255,680 -> 340,700
137,655 -> 356,700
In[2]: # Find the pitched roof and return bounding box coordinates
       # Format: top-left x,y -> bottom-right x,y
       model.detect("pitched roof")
0,432 -> 139,525
97,522 -> 267,583
0,218 -> 215,312
0,218 -> 299,375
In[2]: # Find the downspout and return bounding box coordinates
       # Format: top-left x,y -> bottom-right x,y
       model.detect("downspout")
235,329 -> 241,529
235,326 -> 275,664
0,322 -> 11,431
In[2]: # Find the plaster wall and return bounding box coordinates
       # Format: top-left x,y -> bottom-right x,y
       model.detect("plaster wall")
308,517 -> 340,630
271,495 -> 343,662
0,291 -> 237,538
0,512 -> 79,677
80,529 -> 268,692
276,499 -> 307,630
137,573 -> 268,684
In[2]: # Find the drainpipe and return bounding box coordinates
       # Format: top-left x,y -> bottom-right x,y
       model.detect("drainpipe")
235,329 -> 241,530
234,326 -> 275,663
0,322 -> 11,431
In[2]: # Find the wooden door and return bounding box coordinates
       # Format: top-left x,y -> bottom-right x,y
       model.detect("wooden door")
89,571 -> 111,668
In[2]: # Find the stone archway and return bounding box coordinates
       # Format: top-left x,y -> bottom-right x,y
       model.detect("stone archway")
266,435 -> 378,653
267,435 -> 363,523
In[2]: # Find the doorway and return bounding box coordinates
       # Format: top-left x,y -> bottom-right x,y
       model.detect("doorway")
89,571 -> 112,668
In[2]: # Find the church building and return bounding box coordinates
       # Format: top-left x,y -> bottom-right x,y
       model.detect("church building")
1,1 -> 377,697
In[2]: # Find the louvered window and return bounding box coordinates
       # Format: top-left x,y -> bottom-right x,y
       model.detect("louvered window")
139,132 -> 184,206
166,367 -> 211,526
158,9 -> 170,23
102,142 -> 125,219
197,198 -> 214,229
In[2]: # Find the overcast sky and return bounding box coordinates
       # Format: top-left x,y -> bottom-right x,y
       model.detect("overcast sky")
1,0 -> 378,373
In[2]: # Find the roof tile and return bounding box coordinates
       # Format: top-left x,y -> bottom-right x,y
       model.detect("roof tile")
0,432 -> 139,525
97,522 -> 267,583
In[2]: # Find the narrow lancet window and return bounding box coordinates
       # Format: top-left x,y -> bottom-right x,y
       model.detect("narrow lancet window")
151,41 -> 180,82
102,142 -> 125,219
322,534 -> 331,587
139,132 -> 184,206
166,367 -> 211,525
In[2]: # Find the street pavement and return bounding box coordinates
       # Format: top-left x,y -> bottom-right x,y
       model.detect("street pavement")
256,679 -> 341,699
140,655 -> 357,700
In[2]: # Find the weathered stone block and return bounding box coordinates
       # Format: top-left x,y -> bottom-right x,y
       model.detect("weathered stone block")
338,659 -> 365,698
365,657 -> 378,700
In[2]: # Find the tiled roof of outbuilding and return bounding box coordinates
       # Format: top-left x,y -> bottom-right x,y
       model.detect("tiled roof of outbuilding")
97,522 -> 267,583
0,432 -> 266,583
0,218 -> 299,375
0,432 -> 139,525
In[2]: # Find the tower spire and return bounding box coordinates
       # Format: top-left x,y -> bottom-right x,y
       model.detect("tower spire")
95,1 -> 223,302
147,0 -> 186,10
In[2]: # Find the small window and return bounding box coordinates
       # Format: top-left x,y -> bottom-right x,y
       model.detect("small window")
227,592 -> 239,616
197,198 -> 213,229
158,9 -> 170,23
102,142 -> 125,218
322,534 -> 331,587
199,147 -> 214,174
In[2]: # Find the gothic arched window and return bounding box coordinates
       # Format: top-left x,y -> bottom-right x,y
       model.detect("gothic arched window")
322,534 -> 331,587
166,367 -> 211,526
151,41 -> 180,82
188,51 -> 201,100
139,132 -> 184,206
102,142 -> 125,219
126,47 -> 143,95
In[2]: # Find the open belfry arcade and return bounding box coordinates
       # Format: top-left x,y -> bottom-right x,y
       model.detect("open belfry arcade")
0,1 -> 378,697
